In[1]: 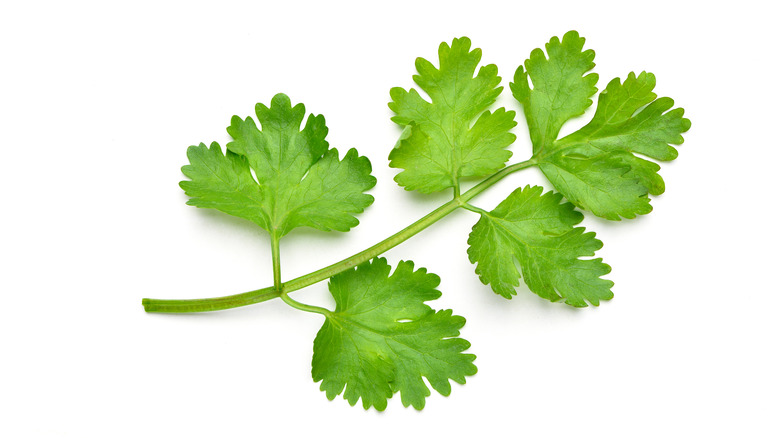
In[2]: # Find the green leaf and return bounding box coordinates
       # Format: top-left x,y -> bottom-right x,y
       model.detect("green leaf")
512,32 -> 691,220
536,152 -> 653,220
312,258 -> 477,410
467,185 -> 613,307
180,93 -> 376,236
389,37 -> 515,193
178,142 -> 268,228
538,72 -> 691,219
510,30 -> 598,154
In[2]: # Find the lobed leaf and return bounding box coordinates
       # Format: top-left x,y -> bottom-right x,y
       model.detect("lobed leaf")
510,30 -> 598,154
513,33 -> 691,220
181,93 -> 376,235
467,186 -> 613,307
312,258 -> 477,410
180,142 -> 269,229
389,37 -> 515,193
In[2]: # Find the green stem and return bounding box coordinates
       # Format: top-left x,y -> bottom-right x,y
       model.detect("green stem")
271,232 -> 282,292
460,202 -> 489,215
283,195 -> 459,292
142,159 -> 536,313
279,291 -> 332,316
141,286 -> 279,313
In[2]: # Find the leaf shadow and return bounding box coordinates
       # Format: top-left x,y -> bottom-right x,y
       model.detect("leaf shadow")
188,207 -> 270,245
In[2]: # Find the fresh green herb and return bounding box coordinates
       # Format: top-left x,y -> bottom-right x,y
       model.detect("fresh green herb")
511,33 -> 690,219
389,36 -> 515,194
467,185 -> 613,306
144,31 -> 690,410
313,258 -> 476,410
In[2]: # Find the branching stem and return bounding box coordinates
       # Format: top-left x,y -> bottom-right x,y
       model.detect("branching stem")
142,159 -> 536,313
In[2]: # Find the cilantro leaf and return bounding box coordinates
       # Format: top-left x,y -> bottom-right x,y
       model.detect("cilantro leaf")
180,93 -> 376,236
312,258 -> 477,410
538,72 -> 691,219
467,185 -> 613,307
389,37 -> 515,193
510,30 -> 598,154
512,32 -> 691,220
178,142 -> 268,228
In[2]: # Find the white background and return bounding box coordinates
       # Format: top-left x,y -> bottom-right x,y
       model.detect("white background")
2,1 -> 778,436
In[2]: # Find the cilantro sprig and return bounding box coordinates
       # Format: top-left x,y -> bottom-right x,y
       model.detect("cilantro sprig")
144,31 -> 690,409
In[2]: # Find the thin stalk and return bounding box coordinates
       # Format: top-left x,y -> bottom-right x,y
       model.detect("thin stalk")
271,232 -> 282,292
279,291 -> 332,316
460,202 -> 489,215
141,286 -> 279,313
142,159 -> 536,313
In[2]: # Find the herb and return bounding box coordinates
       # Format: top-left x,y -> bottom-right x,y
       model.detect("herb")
388,36 -> 515,193
144,31 -> 690,409
313,258 -> 476,410
467,185 -> 613,306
